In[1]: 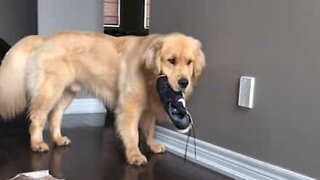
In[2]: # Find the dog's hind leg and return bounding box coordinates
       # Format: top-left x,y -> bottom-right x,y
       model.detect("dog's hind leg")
28,74 -> 70,152
48,89 -> 76,146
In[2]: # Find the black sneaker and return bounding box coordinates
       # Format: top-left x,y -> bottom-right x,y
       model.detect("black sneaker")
156,75 -> 192,133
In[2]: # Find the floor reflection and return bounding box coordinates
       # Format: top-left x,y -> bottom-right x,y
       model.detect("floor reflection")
0,125 -> 230,180
27,128 -> 165,180
29,146 -> 71,179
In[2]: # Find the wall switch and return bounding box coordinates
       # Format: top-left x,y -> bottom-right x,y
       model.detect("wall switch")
238,76 -> 255,109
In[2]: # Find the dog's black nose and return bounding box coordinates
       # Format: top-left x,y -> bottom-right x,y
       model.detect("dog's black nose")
178,78 -> 189,89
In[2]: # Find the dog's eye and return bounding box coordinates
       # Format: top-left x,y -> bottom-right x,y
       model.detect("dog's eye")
187,59 -> 193,65
168,58 -> 176,65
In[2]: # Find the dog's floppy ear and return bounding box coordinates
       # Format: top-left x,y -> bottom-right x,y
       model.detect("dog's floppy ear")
192,39 -> 206,84
144,38 -> 163,74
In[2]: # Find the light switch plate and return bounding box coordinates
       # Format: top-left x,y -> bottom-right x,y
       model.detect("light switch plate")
238,76 -> 255,109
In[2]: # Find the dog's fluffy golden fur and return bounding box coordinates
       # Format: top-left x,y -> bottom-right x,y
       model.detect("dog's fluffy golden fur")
0,31 -> 205,165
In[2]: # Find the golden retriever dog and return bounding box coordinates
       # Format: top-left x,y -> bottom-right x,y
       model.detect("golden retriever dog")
0,31 -> 205,165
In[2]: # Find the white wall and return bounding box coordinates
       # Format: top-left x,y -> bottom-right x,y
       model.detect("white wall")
38,0 -> 104,35
38,0 -> 104,98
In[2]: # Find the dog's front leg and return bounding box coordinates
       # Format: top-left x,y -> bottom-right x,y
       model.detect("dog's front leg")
140,112 -> 165,154
116,95 -> 147,165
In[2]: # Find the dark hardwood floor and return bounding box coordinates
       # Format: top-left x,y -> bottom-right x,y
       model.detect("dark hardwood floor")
0,114 -> 231,180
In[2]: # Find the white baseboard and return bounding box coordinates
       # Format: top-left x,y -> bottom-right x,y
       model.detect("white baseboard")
64,98 -> 106,114
156,126 -> 315,180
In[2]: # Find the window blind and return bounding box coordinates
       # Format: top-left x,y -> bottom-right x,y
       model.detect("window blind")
145,0 -> 150,28
104,0 -> 119,26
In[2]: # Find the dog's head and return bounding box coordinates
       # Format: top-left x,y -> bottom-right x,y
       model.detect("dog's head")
144,33 -> 206,94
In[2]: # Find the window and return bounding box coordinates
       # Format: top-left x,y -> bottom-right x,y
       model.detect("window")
104,0 -> 149,36
144,0 -> 150,29
103,0 -> 120,27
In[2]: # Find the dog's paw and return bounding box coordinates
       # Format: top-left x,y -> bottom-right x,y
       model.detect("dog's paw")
31,141 -> 49,152
54,136 -> 72,146
127,153 -> 148,166
149,143 -> 166,154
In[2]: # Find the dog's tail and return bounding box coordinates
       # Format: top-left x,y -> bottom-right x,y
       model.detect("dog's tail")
0,36 -> 43,120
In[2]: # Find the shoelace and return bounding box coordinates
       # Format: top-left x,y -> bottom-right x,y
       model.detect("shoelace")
183,119 -> 197,162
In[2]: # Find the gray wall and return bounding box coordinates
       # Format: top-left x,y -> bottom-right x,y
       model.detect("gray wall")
0,0 -> 38,45
38,0 -> 103,35
38,0 -> 104,98
151,0 -> 320,178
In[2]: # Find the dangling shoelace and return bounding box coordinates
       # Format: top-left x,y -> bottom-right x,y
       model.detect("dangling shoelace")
183,117 -> 197,162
